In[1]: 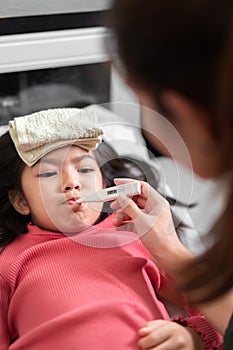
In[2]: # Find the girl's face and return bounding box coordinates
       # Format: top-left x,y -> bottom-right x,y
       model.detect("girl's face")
20,145 -> 104,233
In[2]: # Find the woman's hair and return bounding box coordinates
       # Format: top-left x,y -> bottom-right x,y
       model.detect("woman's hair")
108,0 -> 233,302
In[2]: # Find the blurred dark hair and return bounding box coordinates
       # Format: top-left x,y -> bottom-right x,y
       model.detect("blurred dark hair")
0,132 -> 30,248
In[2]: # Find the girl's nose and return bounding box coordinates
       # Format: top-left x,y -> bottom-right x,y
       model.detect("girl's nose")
62,173 -> 81,192
64,183 -> 81,192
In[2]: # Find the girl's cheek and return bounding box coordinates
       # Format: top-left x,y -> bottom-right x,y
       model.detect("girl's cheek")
81,175 -> 98,190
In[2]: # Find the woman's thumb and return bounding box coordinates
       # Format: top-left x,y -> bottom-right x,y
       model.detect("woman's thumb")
116,193 -> 142,220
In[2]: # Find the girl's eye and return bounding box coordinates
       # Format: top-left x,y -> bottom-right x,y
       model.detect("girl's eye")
78,168 -> 95,174
38,171 -> 57,178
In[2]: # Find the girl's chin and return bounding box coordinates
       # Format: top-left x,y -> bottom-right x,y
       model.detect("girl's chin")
33,219 -> 94,234
55,220 -> 94,234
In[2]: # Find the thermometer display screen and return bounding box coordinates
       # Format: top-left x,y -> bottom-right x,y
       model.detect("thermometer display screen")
107,189 -> 118,195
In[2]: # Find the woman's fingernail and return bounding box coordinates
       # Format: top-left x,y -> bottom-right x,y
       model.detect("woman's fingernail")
117,193 -> 131,208
140,325 -> 154,333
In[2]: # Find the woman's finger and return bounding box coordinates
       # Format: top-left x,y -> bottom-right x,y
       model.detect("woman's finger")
112,212 -> 131,226
115,193 -> 143,220
114,178 -> 167,213
138,320 -> 170,349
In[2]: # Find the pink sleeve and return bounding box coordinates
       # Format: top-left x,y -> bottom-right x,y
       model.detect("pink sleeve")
158,271 -> 223,349
0,275 -> 10,350
173,314 -> 223,350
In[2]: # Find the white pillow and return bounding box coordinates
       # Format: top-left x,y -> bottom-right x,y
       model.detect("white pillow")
0,125 -> 8,136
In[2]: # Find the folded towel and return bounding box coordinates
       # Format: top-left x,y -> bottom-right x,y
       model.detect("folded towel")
9,108 -> 104,166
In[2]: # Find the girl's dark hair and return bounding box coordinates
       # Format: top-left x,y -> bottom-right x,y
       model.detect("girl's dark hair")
108,0 -> 233,302
0,132 -> 30,248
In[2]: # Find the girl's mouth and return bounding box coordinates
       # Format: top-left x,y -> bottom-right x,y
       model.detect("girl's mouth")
66,198 -> 83,211
67,197 -> 78,205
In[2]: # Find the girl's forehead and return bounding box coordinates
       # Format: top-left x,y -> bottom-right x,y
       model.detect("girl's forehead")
36,146 -> 96,168
43,145 -> 90,159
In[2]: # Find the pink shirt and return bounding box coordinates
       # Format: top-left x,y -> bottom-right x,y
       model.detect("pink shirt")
0,216 -> 170,350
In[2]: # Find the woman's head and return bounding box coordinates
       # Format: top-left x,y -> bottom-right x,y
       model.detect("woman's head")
108,0 -> 233,178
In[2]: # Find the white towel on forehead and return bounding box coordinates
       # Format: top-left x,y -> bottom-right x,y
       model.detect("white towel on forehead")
9,108 -> 104,166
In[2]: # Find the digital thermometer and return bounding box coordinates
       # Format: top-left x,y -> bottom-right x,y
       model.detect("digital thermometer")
76,181 -> 141,203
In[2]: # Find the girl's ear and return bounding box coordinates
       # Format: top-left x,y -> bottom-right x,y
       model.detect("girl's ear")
8,190 -> 30,215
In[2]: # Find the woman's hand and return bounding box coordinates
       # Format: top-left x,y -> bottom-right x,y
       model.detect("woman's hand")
111,178 -> 193,275
138,320 -> 205,350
